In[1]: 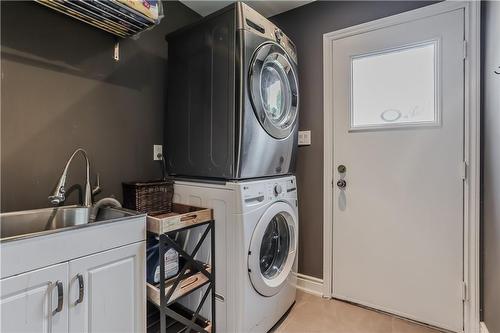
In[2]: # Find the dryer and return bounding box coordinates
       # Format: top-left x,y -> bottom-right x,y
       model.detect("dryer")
165,2 -> 299,180
173,176 -> 298,332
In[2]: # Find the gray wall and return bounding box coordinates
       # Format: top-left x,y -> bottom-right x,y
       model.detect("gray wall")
482,2 -> 500,332
1,1 -> 200,212
271,1 -> 436,278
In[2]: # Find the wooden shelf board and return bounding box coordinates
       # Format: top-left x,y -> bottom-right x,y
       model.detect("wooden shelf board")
147,204 -> 213,234
147,304 -> 212,333
147,266 -> 212,307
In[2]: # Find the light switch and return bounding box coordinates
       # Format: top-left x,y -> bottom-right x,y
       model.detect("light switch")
153,145 -> 163,160
298,130 -> 311,146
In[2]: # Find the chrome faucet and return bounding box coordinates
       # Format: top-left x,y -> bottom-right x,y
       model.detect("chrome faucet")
49,148 -> 93,207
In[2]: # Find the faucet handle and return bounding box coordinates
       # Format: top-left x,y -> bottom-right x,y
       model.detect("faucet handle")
48,186 -> 65,205
92,173 -> 102,196
48,196 -> 63,205
48,189 -> 65,205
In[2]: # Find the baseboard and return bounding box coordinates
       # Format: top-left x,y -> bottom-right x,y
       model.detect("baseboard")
480,322 -> 490,333
295,273 -> 324,297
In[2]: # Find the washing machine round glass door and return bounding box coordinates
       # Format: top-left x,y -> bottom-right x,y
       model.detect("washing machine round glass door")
248,201 -> 298,297
249,42 -> 299,139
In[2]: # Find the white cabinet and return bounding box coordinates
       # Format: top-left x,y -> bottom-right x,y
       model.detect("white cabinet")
1,263 -> 69,333
1,242 -> 145,333
1,212 -> 145,332
68,242 -> 145,333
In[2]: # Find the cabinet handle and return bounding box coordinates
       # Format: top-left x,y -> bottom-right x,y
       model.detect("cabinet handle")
180,214 -> 198,222
74,274 -> 84,305
52,281 -> 64,315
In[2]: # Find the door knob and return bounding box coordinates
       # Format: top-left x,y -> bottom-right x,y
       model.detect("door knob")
337,179 -> 347,189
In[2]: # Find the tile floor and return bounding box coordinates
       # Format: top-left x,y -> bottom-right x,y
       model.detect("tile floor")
273,291 -> 443,333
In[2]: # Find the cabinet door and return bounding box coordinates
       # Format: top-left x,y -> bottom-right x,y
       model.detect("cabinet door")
68,242 -> 146,333
1,263 -> 68,333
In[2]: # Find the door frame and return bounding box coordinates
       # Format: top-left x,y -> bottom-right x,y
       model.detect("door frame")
322,2 -> 481,332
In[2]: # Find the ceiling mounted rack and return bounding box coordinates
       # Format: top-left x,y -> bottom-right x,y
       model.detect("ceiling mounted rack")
35,0 -> 164,38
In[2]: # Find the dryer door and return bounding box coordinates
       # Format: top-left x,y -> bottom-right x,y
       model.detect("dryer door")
248,201 -> 298,297
249,42 -> 299,139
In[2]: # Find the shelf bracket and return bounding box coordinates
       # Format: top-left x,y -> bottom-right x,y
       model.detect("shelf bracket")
113,41 -> 120,62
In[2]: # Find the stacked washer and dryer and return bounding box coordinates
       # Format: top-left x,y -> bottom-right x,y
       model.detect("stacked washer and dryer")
165,3 -> 299,332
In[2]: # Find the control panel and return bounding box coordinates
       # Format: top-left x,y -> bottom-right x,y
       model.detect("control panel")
242,177 -> 297,206
266,178 -> 297,201
240,3 -> 298,64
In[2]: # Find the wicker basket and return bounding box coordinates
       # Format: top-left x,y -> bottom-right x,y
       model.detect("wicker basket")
122,180 -> 174,214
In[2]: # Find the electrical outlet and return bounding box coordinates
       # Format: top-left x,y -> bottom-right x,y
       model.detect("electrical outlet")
153,145 -> 163,160
298,130 -> 311,146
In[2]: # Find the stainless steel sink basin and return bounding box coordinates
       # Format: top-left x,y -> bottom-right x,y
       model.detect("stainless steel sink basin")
0,206 -> 137,242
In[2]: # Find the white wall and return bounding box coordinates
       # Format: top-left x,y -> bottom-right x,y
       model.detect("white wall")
483,2 -> 500,333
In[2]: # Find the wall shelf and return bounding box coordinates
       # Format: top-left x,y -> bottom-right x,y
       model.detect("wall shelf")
36,0 -> 164,38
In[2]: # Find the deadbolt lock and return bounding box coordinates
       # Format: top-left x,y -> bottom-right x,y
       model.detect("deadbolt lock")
337,165 -> 346,173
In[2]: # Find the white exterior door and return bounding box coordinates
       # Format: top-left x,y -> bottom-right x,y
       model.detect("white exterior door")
1,263 -> 68,333
68,242 -> 146,333
330,8 -> 465,332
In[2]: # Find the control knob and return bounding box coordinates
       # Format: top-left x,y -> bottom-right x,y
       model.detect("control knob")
274,184 -> 282,196
274,28 -> 283,42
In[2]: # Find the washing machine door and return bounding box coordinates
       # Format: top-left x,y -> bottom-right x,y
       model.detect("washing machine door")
248,201 -> 298,297
249,42 -> 299,139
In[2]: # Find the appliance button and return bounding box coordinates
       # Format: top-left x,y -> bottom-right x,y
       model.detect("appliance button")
274,28 -> 282,42
274,184 -> 282,196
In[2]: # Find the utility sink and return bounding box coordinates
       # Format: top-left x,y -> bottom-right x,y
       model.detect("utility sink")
0,206 -> 136,242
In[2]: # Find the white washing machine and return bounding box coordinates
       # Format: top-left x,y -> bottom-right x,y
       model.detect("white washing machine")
173,176 -> 298,333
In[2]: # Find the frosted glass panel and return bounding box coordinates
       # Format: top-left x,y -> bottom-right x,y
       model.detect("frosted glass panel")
351,42 -> 437,129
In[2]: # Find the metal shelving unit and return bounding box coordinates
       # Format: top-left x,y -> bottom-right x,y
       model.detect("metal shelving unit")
35,0 -> 163,38
147,204 -> 215,333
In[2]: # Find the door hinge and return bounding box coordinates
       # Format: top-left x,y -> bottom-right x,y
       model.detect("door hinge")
460,161 -> 467,180
463,40 -> 467,60
461,281 -> 467,301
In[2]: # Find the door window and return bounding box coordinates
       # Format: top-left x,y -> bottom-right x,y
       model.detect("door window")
350,40 -> 439,129
259,213 -> 290,279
